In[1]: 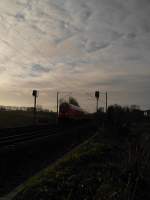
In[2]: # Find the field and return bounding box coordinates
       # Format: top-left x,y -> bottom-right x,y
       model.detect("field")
0,110 -> 56,128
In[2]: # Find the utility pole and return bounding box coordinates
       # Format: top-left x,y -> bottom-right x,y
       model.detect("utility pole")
95,91 -> 100,112
106,92 -> 108,113
32,90 -> 39,124
57,92 -> 59,119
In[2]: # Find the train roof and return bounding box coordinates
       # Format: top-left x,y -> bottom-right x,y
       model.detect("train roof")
59,102 -> 88,113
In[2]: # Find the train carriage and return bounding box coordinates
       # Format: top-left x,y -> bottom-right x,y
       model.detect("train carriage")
59,102 -> 88,122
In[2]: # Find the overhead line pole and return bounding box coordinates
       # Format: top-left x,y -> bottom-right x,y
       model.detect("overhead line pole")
106,92 -> 108,113
95,91 -> 108,113
57,92 -> 59,119
95,91 -> 100,112
34,94 -> 37,117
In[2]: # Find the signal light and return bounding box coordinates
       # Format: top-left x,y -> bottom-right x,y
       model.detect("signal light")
95,91 -> 99,99
32,90 -> 39,97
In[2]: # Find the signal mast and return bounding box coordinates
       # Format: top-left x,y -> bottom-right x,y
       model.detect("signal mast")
32,90 -> 39,123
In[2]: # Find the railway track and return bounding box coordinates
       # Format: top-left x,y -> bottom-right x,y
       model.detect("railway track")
0,123 -> 95,148
0,124 -> 57,138
0,126 -> 59,148
0,122 -> 97,197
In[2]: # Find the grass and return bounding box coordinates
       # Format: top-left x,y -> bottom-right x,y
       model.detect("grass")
11,122 -> 150,200
13,129 -> 128,200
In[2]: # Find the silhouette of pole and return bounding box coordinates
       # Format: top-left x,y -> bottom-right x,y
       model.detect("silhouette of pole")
32,90 -> 38,124
96,98 -> 99,112
95,91 -> 100,112
34,95 -> 37,117
106,92 -> 108,112
57,92 -> 59,119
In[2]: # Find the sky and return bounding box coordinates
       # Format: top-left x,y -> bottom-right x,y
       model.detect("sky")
0,0 -> 150,110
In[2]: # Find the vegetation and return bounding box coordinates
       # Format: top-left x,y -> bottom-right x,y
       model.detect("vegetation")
13,115 -> 150,200
94,104 -> 144,134
14,131 -> 125,200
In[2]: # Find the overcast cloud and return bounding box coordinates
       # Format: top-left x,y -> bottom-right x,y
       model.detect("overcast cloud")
0,0 -> 150,109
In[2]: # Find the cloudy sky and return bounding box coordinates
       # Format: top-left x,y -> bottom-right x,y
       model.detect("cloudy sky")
0,0 -> 150,110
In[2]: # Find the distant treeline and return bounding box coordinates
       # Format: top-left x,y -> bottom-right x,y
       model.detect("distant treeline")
0,105 -> 50,112
95,104 -> 149,135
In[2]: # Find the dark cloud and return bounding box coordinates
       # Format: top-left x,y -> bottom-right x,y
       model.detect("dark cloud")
132,0 -> 150,9
127,32 -> 136,39
30,64 -> 51,77
86,41 -> 110,52
15,12 -> 25,22
89,74 -> 150,90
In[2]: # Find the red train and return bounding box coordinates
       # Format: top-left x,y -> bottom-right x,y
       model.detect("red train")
59,102 -> 88,121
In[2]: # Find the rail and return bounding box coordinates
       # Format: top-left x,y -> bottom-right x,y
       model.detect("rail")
0,127 -> 59,147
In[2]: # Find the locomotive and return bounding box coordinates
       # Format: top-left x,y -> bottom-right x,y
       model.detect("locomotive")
58,102 -> 88,121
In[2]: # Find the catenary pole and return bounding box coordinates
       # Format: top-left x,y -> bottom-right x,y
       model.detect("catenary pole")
106,92 -> 108,112
57,92 -> 59,118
